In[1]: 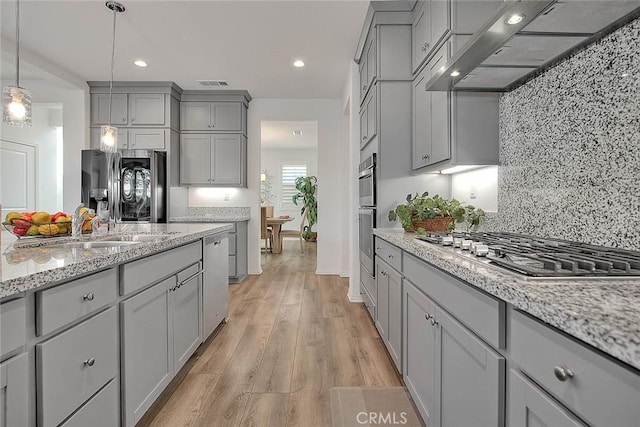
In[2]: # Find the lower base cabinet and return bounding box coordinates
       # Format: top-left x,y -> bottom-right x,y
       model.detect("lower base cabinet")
403,280 -> 505,427
203,235 -> 229,339
375,256 -> 403,372
509,369 -> 586,427
0,353 -> 29,427
173,268 -> 203,372
60,380 -> 119,427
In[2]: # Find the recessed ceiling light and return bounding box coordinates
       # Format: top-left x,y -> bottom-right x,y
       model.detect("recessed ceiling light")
506,14 -> 524,25
293,60 -> 305,68
450,70 -> 461,77
134,60 -> 147,68
292,130 -> 303,136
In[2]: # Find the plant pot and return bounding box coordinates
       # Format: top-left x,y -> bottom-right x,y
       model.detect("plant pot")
404,217 -> 454,233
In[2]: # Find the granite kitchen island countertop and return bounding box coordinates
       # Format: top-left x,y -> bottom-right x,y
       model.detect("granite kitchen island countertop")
1,223 -> 232,298
170,207 -> 251,222
374,228 -> 640,371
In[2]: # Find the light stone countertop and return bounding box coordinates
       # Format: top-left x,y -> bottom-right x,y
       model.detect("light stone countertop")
171,207 -> 251,222
374,228 -> 640,371
1,223 -> 232,298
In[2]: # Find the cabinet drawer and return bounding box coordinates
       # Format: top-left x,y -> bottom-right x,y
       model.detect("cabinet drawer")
0,297 -> 26,358
127,128 -> 166,150
229,255 -> 237,277
37,307 -> 118,427
60,380 -> 119,427
228,232 -> 237,255
375,237 -> 402,272
361,284 -> 376,321
177,263 -> 200,284
37,268 -> 118,336
122,241 -> 202,295
403,253 -> 504,349
360,262 -> 376,305
511,310 -> 640,427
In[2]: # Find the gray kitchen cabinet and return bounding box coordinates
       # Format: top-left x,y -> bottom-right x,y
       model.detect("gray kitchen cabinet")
412,65 -> 431,169
436,302 -> 504,427
203,235 -> 229,339
128,128 -> 166,150
180,134 -> 246,187
509,369 -> 586,427
359,28 -> 377,102
172,266 -> 202,373
89,126 -> 128,150
60,380 -> 119,427
0,352 -> 29,427
0,297 -> 26,359
412,1 -> 429,74
180,134 -> 211,185
91,93 -> 128,126
128,93 -> 165,125
122,277 -> 173,427
375,254 -> 402,372
375,257 -> 389,341
360,86 -> 377,149
403,280 -> 437,426
37,307 -> 118,427
180,102 -> 242,132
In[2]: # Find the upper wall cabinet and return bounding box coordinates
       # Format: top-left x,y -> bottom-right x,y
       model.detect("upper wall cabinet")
359,28 -> 378,103
411,0 -> 502,74
129,93 -> 166,125
180,102 -> 242,132
91,94 -> 128,126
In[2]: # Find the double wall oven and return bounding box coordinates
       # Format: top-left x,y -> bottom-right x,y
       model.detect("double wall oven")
359,154 -> 376,277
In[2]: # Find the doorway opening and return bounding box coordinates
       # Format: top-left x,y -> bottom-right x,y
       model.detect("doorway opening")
260,120 -> 318,262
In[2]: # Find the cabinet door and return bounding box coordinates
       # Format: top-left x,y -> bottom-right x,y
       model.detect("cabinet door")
430,0 -> 450,48
412,1 -> 429,73
181,102 -> 211,131
375,259 -> 389,342
172,271 -> 202,372
387,267 -> 402,372
0,353 -> 28,427
436,305 -> 504,427
428,45 -> 451,166
91,93 -> 128,126
403,281 -> 437,425
203,236 -> 229,339
366,33 -> 377,89
129,93 -> 165,125
359,61 -> 368,102
366,89 -> 377,144
509,369 -> 586,427
211,102 -> 242,131
129,128 -> 166,150
180,134 -> 211,185
412,67 -> 432,169
90,127 -> 128,150
212,134 -> 243,185
121,277 -> 173,427
360,107 -> 368,148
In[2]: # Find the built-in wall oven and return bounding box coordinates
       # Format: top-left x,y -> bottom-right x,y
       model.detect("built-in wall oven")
359,154 -> 376,277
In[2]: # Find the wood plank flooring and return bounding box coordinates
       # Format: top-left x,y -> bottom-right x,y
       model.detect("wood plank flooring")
139,240 -> 402,427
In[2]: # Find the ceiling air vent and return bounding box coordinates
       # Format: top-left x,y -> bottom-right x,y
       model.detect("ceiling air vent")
197,80 -> 229,87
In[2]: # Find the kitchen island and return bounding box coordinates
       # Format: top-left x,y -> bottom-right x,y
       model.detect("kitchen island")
371,228 -> 640,427
0,223 -> 231,427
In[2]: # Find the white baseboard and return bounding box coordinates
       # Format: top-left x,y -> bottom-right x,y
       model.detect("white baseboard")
339,271 -> 350,278
348,292 -> 364,303
315,269 -> 339,275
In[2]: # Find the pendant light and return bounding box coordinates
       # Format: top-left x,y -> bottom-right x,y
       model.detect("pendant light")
100,1 -> 125,153
2,0 -> 32,127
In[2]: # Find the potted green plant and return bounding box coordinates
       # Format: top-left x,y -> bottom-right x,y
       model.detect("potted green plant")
388,192 -> 485,233
292,176 -> 318,241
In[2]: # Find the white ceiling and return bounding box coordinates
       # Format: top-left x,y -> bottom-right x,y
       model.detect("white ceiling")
0,0 -> 369,99
261,120 -> 318,150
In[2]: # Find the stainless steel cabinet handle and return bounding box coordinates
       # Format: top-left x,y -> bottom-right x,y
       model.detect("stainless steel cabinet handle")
425,313 -> 432,321
554,366 -> 574,382
131,118 -> 135,122
430,317 -> 438,327
421,45 -> 427,53
213,240 -> 221,246
363,85 -> 367,91
122,117 -> 126,122
362,136 -> 367,140
83,293 -> 95,301
388,254 -> 393,259
208,124 -> 211,128
84,357 -> 96,367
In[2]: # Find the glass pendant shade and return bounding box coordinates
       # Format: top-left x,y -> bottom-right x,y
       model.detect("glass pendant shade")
100,125 -> 118,153
2,86 -> 31,127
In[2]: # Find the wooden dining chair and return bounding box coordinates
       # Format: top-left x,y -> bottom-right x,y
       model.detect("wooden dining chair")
260,207 -> 272,252
280,206 -> 309,253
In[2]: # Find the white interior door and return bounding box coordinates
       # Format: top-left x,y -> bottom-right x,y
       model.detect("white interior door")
0,139 -> 37,218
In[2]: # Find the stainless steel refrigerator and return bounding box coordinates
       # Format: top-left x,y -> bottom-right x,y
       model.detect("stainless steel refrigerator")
81,150 -> 167,223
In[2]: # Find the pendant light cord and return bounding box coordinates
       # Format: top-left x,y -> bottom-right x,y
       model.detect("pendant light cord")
15,0 -> 20,88
108,4 -> 117,127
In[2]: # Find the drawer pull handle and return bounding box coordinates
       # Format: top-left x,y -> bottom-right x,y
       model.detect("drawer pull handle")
554,366 -> 574,381
430,317 -> 438,327
83,293 -> 95,301
388,254 -> 393,259
425,313 -> 432,321
84,357 -> 96,367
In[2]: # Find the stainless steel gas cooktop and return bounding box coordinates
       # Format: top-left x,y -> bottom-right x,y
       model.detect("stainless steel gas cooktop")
416,232 -> 640,278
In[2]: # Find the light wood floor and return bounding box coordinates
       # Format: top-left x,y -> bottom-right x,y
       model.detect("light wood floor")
139,240 -> 402,427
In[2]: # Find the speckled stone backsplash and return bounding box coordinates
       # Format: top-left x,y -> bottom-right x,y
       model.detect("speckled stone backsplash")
498,17 -> 640,251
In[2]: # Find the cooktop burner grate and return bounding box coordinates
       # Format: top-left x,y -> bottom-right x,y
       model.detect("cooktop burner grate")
415,232 -> 640,278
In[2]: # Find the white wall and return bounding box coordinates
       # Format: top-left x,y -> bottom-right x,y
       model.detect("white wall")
451,166 -> 498,212
260,147 -> 318,231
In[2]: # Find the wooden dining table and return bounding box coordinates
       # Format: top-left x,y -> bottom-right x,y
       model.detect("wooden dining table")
266,216 -> 294,254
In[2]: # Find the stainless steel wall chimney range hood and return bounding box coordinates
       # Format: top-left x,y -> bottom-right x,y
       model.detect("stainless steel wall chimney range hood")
426,0 -> 640,92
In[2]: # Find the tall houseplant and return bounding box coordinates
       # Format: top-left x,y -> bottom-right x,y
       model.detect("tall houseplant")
292,176 -> 318,241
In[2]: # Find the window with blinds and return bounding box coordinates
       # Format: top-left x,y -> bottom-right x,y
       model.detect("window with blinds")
281,163 -> 308,209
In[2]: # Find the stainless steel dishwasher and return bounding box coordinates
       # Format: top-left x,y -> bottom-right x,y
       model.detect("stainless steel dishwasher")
203,234 -> 229,339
